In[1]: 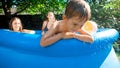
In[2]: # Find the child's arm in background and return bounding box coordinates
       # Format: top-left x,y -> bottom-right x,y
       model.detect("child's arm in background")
23,29 -> 35,34
42,21 -> 47,31
41,21 -> 47,35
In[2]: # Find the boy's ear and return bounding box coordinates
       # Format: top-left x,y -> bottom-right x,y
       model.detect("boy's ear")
62,15 -> 67,20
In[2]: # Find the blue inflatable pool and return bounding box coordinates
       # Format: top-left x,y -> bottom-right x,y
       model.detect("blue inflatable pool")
0,28 -> 120,68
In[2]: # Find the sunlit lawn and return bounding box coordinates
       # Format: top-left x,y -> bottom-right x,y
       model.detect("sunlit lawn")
113,43 -> 120,61
115,51 -> 120,61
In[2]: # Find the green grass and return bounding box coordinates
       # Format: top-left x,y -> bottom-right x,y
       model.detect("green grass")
115,51 -> 120,61
113,42 -> 120,61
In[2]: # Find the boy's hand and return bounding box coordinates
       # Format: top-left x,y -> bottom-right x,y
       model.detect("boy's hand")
62,32 -> 75,39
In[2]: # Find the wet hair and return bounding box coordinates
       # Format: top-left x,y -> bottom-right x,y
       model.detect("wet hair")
65,0 -> 91,22
9,17 -> 23,32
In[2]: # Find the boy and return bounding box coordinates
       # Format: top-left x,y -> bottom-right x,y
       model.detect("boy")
40,0 -> 97,47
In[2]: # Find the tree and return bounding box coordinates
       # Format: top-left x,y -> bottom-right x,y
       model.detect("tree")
86,0 -> 120,51
0,0 -> 67,27
0,0 -> 67,16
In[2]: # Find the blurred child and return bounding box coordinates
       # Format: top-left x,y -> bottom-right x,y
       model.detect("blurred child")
9,17 -> 35,34
41,12 -> 57,35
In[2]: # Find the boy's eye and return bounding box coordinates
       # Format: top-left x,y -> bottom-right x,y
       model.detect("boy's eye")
73,23 -> 77,26
80,25 -> 83,28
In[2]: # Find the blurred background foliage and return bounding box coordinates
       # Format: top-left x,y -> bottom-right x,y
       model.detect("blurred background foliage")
88,0 -> 120,31
0,0 -> 67,19
86,0 -> 120,52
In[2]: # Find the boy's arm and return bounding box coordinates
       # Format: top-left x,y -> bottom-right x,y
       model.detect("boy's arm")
62,31 -> 93,43
74,29 -> 94,43
73,33 -> 94,43
40,27 -> 64,47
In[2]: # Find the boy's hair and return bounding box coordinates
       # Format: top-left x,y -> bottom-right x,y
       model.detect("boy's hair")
65,0 -> 91,21
9,17 -> 23,32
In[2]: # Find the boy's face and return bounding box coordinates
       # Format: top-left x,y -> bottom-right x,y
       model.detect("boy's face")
66,16 -> 85,32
